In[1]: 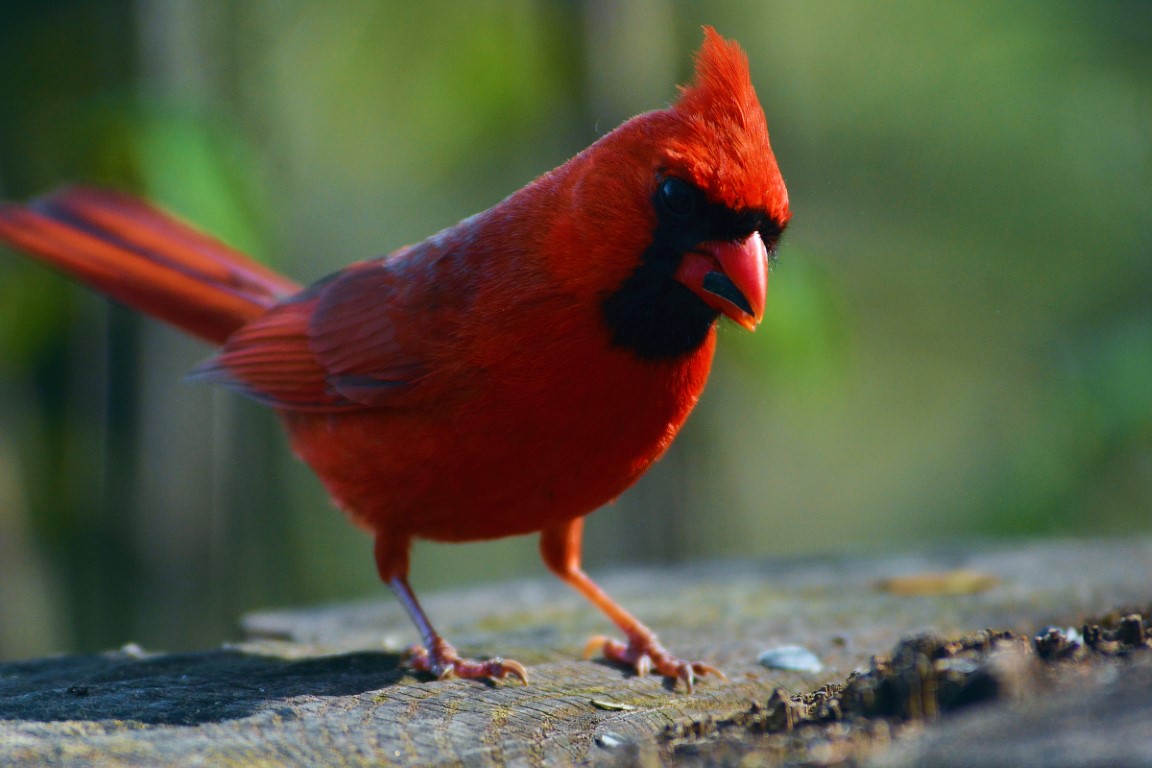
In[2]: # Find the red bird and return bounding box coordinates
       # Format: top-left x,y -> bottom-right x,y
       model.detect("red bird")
0,28 -> 789,690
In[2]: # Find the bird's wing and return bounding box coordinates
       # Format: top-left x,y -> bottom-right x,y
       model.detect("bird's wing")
192,241 -> 478,412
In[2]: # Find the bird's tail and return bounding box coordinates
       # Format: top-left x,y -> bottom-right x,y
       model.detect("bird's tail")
0,186 -> 300,345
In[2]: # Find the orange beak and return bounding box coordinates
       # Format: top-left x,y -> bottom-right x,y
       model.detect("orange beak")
673,231 -> 768,331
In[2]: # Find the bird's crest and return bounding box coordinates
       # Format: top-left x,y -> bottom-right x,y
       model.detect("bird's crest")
664,27 -> 790,224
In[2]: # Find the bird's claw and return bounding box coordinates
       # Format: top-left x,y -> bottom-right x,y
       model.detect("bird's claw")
405,639 -> 529,685
584,634 -> 724,693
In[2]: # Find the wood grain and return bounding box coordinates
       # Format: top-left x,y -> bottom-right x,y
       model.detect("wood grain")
2,537 -> 1150,766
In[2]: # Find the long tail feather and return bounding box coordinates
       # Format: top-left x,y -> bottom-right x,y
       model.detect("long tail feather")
0,186 -> 300,345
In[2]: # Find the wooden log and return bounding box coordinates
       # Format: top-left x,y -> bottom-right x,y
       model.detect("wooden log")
1,537 -> 1149,766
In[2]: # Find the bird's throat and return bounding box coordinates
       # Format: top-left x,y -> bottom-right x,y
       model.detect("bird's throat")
601,251 -> 720,360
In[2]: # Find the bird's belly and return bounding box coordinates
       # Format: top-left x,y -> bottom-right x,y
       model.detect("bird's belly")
281,341 -> 713,543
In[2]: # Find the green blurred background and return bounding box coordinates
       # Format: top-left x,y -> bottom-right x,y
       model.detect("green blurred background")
0,1 -> 1149,660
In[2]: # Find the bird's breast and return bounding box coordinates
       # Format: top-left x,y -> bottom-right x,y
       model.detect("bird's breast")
283,320 -> 717,543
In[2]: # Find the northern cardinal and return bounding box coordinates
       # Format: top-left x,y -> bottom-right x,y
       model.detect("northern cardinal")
0,28 -> 789,691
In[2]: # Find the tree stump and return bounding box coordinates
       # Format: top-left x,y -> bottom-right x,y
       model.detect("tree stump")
2,537 -> 1150,766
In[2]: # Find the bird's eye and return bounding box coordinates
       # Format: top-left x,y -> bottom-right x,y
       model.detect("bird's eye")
659,178 -> 696,217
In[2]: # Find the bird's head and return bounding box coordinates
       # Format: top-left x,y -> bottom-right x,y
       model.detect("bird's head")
558,27 -> 791,359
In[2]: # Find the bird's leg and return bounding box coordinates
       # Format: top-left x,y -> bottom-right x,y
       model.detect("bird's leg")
388,575 -> 528,683
539,518 -> 724,693
376,534 -> 527,684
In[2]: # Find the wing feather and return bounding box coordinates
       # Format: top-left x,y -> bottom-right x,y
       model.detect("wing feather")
193,231 -> 482,411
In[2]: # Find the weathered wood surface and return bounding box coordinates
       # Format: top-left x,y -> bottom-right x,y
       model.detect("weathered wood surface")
1,537 -> 1150,766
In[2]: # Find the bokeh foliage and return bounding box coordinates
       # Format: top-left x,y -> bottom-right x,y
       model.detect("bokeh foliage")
0,1 -> 1148,659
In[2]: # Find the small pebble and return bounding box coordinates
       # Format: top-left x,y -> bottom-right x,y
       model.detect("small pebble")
595,732 -> 630,750
118,642 -> 148,659
758,645 -> 824,673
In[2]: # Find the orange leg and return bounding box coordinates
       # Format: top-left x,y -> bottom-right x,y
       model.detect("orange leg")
376,534 -> 527,684
539,518 -> 724,692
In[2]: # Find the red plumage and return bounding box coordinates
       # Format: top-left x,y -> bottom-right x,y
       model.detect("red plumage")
0,28 -> 790,690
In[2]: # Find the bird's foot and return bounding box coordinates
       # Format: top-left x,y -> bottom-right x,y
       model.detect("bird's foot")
405,638 -> 529,684
584,633 -> 724,693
